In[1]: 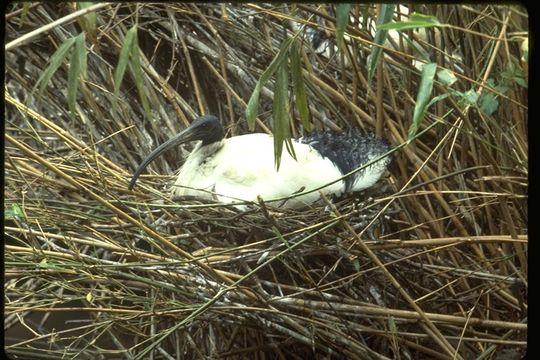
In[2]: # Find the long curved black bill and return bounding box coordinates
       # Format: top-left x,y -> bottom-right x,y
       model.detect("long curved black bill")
128,127 -> 198,190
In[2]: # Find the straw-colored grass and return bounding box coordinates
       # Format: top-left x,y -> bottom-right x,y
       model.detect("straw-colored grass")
5,3 -> 527,359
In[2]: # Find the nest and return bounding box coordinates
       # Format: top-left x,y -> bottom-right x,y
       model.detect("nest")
5,3 -> 527,359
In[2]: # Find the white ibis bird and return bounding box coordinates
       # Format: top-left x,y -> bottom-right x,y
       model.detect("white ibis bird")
128,115 -> 390,208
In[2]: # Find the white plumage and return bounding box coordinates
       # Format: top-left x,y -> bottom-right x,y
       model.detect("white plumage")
129,115 -> 390,208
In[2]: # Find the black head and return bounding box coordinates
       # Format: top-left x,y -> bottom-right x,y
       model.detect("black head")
189,115 -> 224,145
128,115 -> 224,190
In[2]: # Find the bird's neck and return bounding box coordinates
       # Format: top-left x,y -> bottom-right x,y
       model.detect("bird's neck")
193,139 -> 224,159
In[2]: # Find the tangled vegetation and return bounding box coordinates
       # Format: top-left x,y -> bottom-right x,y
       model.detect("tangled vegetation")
5,3 -> 527,359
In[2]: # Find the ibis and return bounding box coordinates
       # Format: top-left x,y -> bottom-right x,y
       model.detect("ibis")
128,115 -> 390,208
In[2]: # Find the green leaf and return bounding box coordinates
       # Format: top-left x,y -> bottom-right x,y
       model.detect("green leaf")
485,78 -> 496,87
272,57 -> 294,170
86,291 -> 94,303
378,12 -> 441,30
38,258 -> 60,270
351,258 -> 360,272
367,4 -> 395,84
436,68 -> 457,86
290,38 -> 310,131
408,63 -> 437,143
33,37 -> 77,98
478,92 -> 499,115
388,316 -> 398,332
20,2 -> 31,26
76,33 -> 88,77
513,77 -> 527,88
246,36 -> 295,130
495,83 -> 509,94
426,92 -> 452,109
39,258 -> 49,268
67,33 -> 87,116
457,88 -> 479,108
410,13 -> 441,24
113,25 -> 138,109
5,203 -> 24,220
502,62 -> 518,79
129,33 -> 152,119
77,2 -> 97,32
501,62 -> 527,89
335,3 -> 352,49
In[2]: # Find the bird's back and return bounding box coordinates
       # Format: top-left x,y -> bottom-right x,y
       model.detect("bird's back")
300,130 -> 390,193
